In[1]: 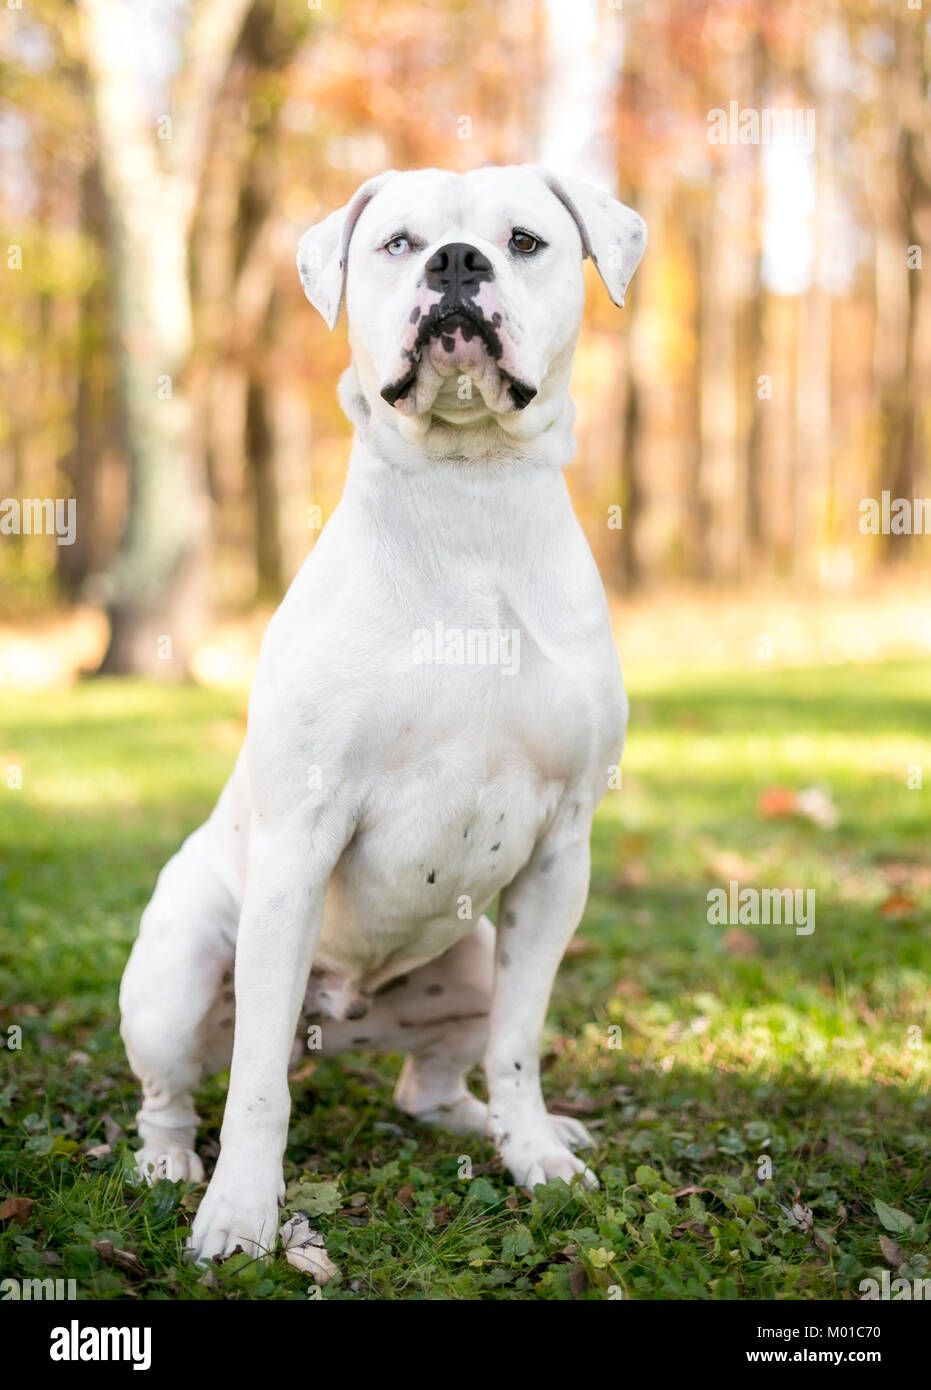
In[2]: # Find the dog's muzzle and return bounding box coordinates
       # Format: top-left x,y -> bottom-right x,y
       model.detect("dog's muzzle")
379,241 -> 538,416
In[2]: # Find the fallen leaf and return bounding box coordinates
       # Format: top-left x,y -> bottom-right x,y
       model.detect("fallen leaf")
431,1203 -> 453,1228
280,1216 -> 340,1285
91,1239 -> 145,1277
0,1197 -> 34,1226
795,787 -> 839,830
396,1184 -> 415,1209
101,1114 -> 124,1147
548,1096 -> 600,1116
671,1185 -> 710,1199
671,1219 -> 713,1241
85,1144 -> 111,1161
707,850 -> 758,881
779,1201 -> 814,1231
879,893 -> 917,919
827,1132 -> 867,1164
879,1235 -> 905,1268
569,1261 -> 589,1297
722,928 -> 758,957
758,787 -> 798,818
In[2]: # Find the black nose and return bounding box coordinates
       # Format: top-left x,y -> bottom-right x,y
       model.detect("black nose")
424,242 -> 493,299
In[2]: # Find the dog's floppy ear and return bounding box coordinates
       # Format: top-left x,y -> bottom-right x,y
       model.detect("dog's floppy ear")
537,169 -> 647,308
297,171 -> 396,330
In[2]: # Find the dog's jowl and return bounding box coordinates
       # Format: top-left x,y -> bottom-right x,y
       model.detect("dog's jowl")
119,164 -> 646,1262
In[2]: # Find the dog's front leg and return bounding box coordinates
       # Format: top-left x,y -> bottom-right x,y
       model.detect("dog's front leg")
188,817 -> 344,1263
487,823 -> 598,1190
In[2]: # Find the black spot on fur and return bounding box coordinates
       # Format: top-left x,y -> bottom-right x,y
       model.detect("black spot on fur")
490,842 -> 500,852
538,853 -> 556,874
427,869 -> 436,884
504,910 -> 517,927
426,983 -> 444,996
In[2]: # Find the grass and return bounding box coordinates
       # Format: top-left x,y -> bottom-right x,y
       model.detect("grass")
0,659 -> 929,1300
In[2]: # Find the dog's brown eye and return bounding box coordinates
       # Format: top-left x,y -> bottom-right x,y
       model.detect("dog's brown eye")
509,230 -> 539,255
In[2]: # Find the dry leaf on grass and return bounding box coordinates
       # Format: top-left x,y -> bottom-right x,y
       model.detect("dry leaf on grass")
779,1201 -> 814,1232
91,1239 -> 145,1277
758,787 -> 798,818
722,928 -> 758,956
0,1196 -> 34,1226
879,1235 -> 905,1268
280,1216 -> 340,1285
795,787 -> 839,829
879,892 -> 917,918
547,1096 -> 600,1116
101,1114 -> 124,1147
706,850 -> 758,881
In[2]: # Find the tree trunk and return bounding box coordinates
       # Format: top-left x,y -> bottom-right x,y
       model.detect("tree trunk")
78,0 -> 253,677
56,159 -> 111,601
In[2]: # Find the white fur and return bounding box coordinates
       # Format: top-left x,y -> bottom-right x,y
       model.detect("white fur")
120,165 -> 645,1263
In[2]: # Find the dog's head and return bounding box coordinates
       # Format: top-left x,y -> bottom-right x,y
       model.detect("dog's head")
297,165 -> 646,437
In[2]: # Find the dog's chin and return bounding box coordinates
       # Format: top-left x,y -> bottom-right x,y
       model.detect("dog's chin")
379,326 -> 537,424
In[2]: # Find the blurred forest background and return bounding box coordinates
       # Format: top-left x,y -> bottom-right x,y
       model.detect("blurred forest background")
0,0 -> 929,679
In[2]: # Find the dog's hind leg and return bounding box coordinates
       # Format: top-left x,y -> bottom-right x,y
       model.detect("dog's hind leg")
391,918 -> 495,1135
120,826 -> 239,1183
306,917 -> 495,1136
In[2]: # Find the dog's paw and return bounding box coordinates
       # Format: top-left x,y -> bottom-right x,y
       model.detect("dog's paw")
136,1146 -> 204,1185
547,1113 -> 595,1152
400,1093 -> 488,1136
186,1167 -> 282,1265
499,1128 -> 599,1192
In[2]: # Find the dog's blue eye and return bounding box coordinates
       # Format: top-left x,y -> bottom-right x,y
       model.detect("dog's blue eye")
509,230 -> 539,255
385,236 -> 410,256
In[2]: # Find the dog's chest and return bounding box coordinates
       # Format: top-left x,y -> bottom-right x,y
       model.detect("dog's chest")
316,648 -> 611,984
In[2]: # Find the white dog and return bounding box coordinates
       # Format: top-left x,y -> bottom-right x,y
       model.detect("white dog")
119,165 -> 646,1262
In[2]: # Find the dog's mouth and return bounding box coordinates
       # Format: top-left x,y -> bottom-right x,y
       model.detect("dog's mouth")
380,302 -> 538,416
